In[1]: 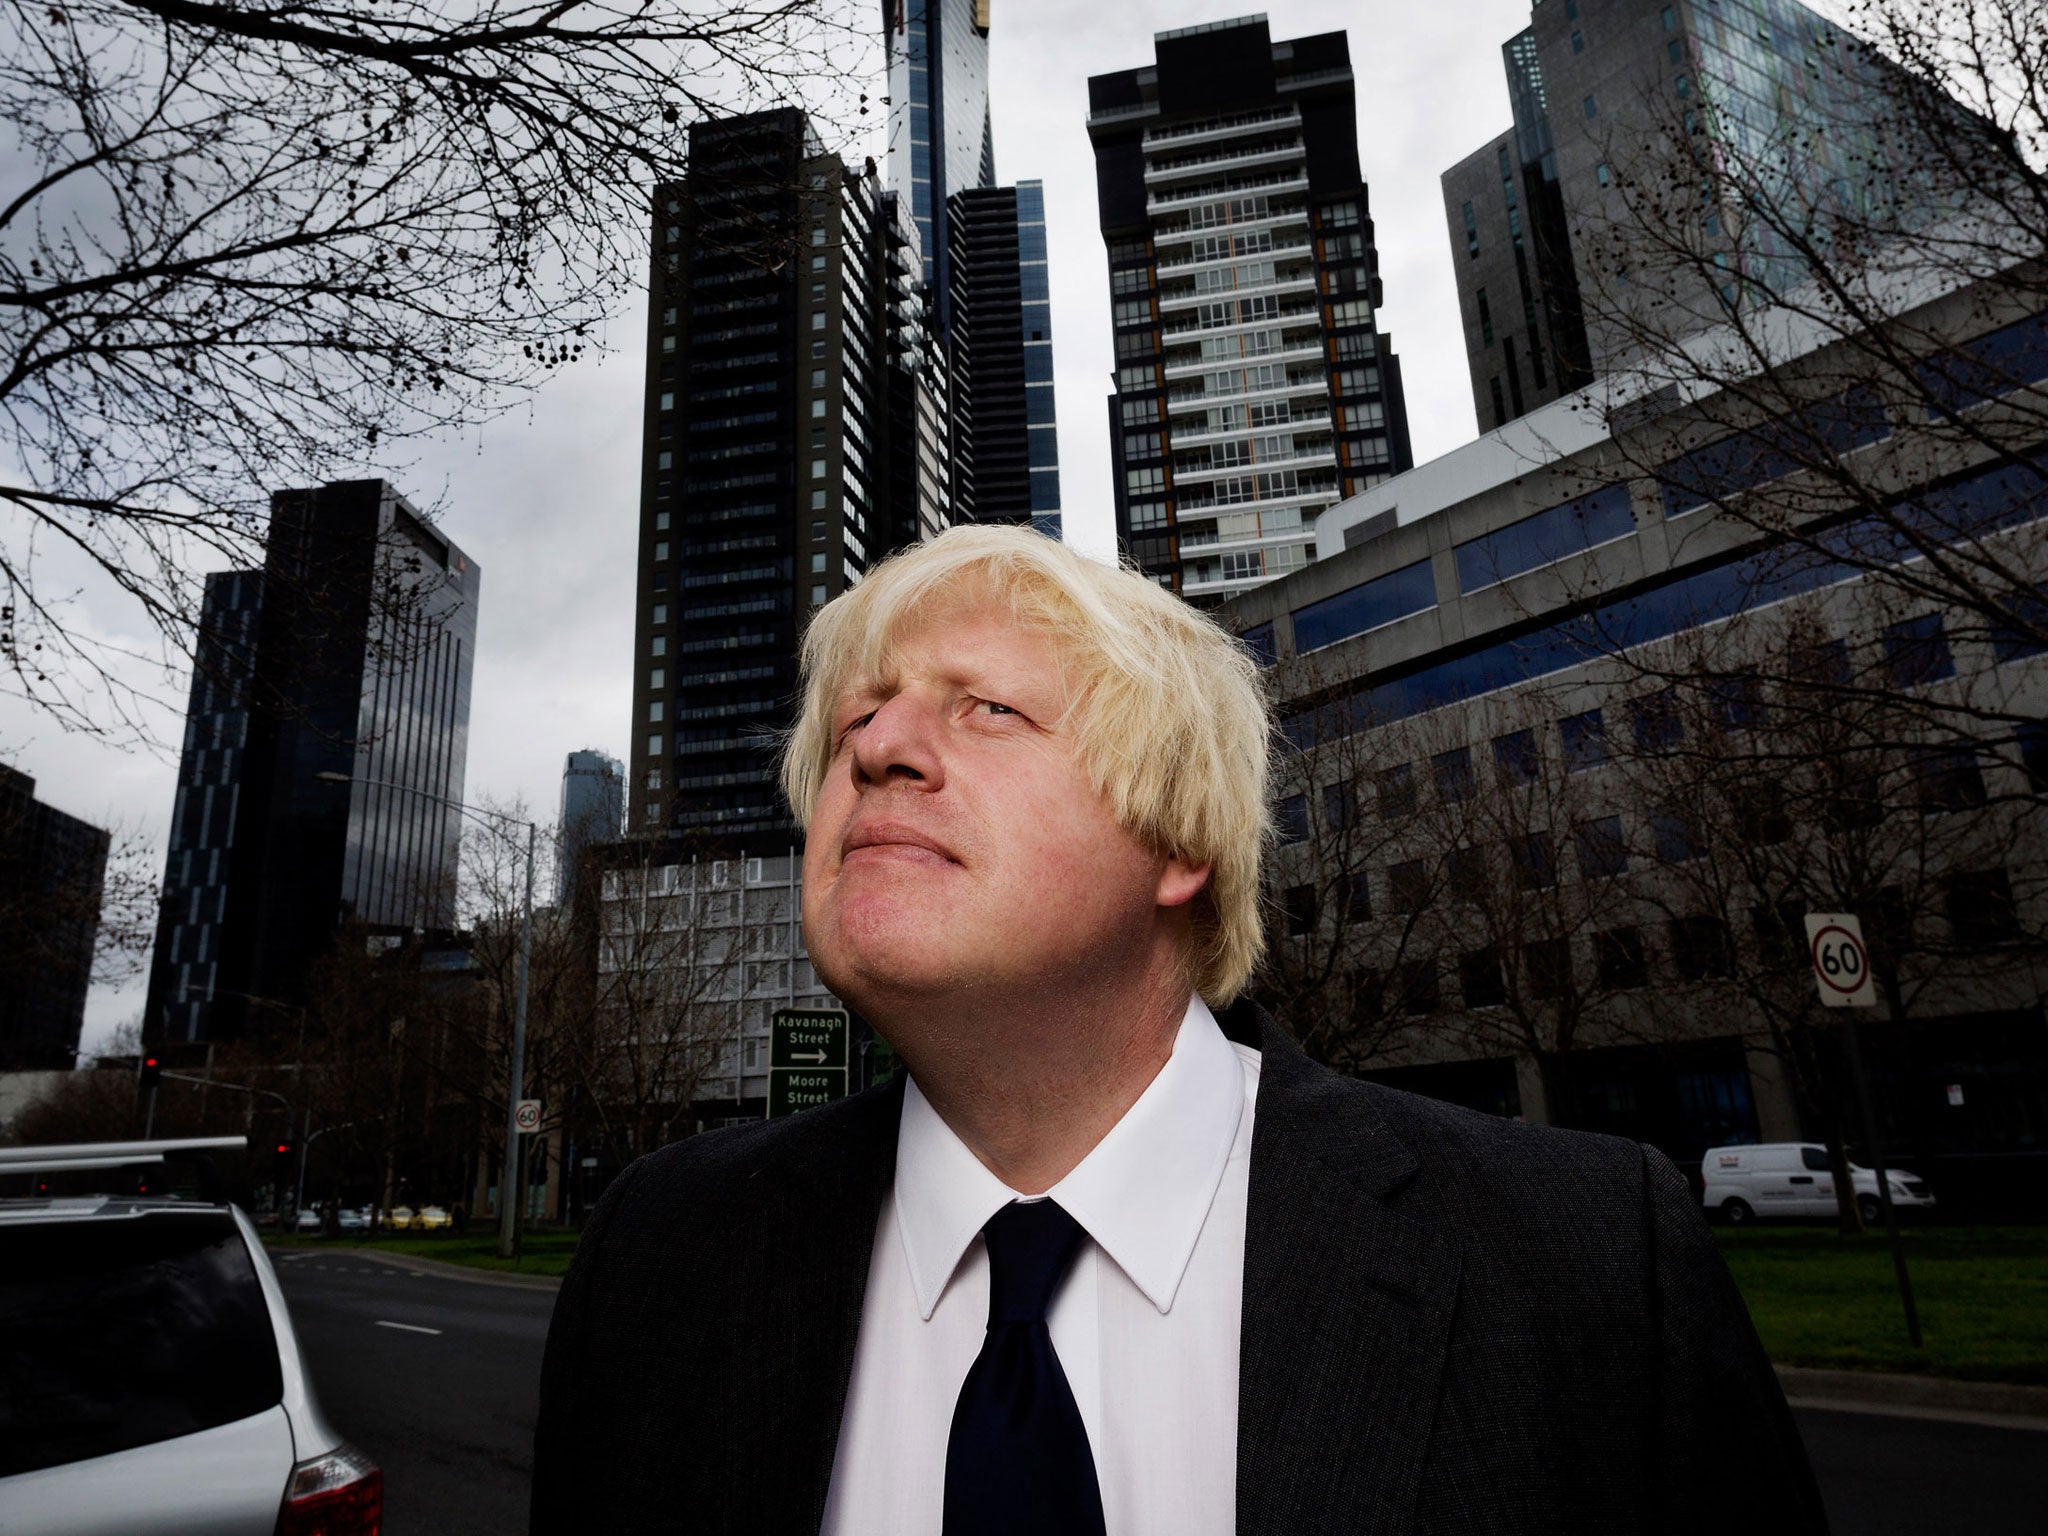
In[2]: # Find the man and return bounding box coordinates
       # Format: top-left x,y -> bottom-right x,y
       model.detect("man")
533,526 -> 1825,1535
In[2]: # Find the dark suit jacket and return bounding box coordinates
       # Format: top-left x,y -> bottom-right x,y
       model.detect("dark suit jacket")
532,1001 -> 1827,1534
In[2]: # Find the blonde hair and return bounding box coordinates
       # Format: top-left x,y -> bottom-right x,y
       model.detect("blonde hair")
781,525 -> 1272,1005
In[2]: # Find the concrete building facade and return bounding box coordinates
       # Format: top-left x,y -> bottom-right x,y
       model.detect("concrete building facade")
0,766 -> 110,1069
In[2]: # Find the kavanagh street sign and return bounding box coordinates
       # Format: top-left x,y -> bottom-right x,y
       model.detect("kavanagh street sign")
768,1008 -> 849,1119
514,1099 -> 543,1133
1804,913 -> 1877,1008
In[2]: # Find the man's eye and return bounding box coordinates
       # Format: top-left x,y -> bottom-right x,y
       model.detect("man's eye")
977,700 -> 1017,716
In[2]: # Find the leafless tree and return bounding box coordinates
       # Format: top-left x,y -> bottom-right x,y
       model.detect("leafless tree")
1557,0 -> 2048,703
1,0 -> 862,736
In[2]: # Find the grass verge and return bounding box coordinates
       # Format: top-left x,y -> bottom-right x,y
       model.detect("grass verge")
267,1229 -> 580,1278
1716,1225 -> 2048,1384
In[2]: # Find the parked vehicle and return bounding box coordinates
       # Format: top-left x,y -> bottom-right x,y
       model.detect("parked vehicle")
1701,1142 -> 1937,1225
337,1206 -> 369,1233
0,1193 -> 382,1534
295,1207 -> 323,1233
416,1205 -> 451,1231
386,1205 -> 416,1231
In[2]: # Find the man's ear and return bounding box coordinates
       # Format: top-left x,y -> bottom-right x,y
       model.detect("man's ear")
1157,857 -> 1212,910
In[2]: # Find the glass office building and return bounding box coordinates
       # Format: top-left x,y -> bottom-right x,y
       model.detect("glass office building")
946,179 -> 1062,535
885,0 -> 996,333
145,480 -> 479,1043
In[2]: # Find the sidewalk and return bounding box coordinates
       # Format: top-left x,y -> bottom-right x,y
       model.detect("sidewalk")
1777,1365 -> 2048,1431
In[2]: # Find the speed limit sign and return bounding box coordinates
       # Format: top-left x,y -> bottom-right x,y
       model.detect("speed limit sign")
1804,914 -> 1876,1008
514,1099 -> 543,1133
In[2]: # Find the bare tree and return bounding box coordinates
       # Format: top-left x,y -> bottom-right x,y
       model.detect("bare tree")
1559,0 -> 2048,702
1,0 -> 861,735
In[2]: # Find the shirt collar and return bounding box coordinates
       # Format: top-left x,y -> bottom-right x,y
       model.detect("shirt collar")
892,995 -> 1246,1320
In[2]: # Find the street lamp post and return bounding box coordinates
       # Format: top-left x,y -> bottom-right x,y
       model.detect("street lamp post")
316,770 -> 536,1260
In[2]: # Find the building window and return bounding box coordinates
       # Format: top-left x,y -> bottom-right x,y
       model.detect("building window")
649,667 -> 665,690
1283,884 -> 1317,937
1432,747 -> 1475,802
659,391 -> 675,411
648,700 -> 664,723
1377,762 -> 1417,820
1398,959 -> 1441,1016
1574,817 -> 1629,878
1463,200 -> 1479,258
653,540 -> 669,561
1276,794 -> 1310,845
646,734 -> 663,756
1492,730 -> 1539,783
1388,859 -> 1430,913
646,769 -> 661,790
1596,162 -> 1612,187
811,458 -> 827,479
644,804 -> 661,824
1340,871 -> 1372,925
651,635 -> 666,657
654,510 -> 670,531
1884,613 -> 1955,687
1527,938 -> 1572,999
1460,948 -> 1508,1009
1583,95 -> 1598,119
1570,28 -> 1585,52
1670,916 -> 1733,981
651,603 -> 667,625
1910,743 -> 1988,812
1560,708 -> 1607,771
1661,5 -> 1676,28
1631,689 -> 1683,752
1651,808 -> 1703,863
1595,927 -> 1649,989
1477,288 -> 1494,346
1511,833 -> 1557,891
811,584 -> 828,605
1489,376 -> 1507,427
1948,869 -> 2020,947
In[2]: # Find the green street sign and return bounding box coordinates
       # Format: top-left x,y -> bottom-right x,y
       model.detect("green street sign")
768,1008 -> 849,1118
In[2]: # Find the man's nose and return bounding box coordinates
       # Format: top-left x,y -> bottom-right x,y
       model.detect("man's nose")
850,690 -> 946,790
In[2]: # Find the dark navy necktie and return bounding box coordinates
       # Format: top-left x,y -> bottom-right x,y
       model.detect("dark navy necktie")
942,1198 -> 1107,1536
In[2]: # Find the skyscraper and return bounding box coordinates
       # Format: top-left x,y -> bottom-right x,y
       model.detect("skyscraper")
885,0 -> 996,334
1444,0 -> 1988,429
946,179 -> 1062,536
0,765 -> 109,1069
144,480 -> 479,1043
632,110 -> 948,845
558,750 -> 624,905
1087,16 -> 1414,603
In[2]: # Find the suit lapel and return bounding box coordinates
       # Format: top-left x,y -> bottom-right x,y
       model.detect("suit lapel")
742,1075 -> 904,1533
1231,1007 -> 1464,1536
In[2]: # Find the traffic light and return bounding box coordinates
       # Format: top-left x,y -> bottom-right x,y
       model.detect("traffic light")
139,1053 -> 162,1090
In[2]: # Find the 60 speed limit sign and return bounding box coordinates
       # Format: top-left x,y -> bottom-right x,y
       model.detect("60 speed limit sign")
1803,913 -> 1876,1008
514,1099 -> 543,1133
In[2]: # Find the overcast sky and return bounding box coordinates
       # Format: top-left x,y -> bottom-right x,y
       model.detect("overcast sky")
12,1 -> 1544,1061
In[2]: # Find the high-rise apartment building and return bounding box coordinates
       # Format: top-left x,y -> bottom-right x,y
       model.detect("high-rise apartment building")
145,480 -> 479,1042
947,180 -> 1062,535
632,110 -> 948,846
886,0 -> 996,334
1445,0 -> 1986,429
558,750 -> 624,905
1087,16 -> 1414,603
0,765 -> 109,1069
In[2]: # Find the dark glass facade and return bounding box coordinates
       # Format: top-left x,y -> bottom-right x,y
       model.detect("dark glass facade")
558,750 -> 624,905
886,0 -> 995,332
144,480 -> 479,1043
0,766 -> 110,1069
946,179 -> 1063,533
632,110 -> 948,845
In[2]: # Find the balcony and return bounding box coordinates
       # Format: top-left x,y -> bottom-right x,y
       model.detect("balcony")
1150,204 -> 1311,250
1163,339 -> 1325,380
1161,303 -> 1322,339
1155,235 -> 1312,273
1144,140 -> 1304,185
1172,447 -> 1338,485
1158,270 -> 1318,313
1165,370 -> 1330,408
1143,106 -> 1299,150
1167,407 -> 1330,448
1146,170 -> 1310,214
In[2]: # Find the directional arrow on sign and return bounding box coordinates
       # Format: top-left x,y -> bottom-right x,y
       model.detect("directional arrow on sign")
788,1049 -> 828,1064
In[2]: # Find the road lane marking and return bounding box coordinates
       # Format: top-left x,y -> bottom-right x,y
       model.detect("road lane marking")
375,1320 -> 443,1336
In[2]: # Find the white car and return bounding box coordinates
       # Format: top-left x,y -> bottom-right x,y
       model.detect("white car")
0,1194 -> 382,1534
337,1206 -> 370,1233
295,1207 -> 323,1233
1702,1141 -> 1936,1225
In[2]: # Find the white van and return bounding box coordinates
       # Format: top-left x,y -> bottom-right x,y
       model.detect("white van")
1701,1142 -> 1936,1225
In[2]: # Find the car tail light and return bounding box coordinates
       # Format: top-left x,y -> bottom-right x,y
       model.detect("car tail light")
276,1444 -> 382,1536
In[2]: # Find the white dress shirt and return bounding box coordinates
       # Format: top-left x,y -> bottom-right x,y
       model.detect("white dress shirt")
821,996 -> 1260,1536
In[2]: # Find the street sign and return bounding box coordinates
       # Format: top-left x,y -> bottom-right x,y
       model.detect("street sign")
768,1008 -> 849,1119
1804,913 -> 1876,1008
514,1099 -> 543,1133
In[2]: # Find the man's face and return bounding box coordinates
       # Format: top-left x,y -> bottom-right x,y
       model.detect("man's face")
802,595 -> 1200,1024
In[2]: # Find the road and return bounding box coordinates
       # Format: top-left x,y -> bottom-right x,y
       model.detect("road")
274,1250 -> 2046,1535
272,1248 -> 555,1536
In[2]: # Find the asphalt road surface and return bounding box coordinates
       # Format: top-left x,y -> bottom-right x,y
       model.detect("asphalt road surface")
272,1248 -> 555,1536
273,1249 -> 2046,1535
